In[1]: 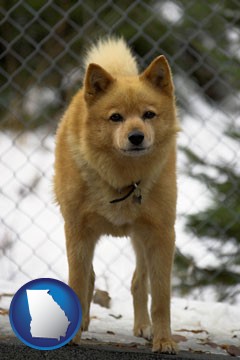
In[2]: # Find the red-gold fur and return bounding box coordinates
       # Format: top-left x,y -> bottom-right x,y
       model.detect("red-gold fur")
54,38 -> 180,353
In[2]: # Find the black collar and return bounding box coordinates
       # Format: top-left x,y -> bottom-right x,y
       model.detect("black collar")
110,181 -> 142,204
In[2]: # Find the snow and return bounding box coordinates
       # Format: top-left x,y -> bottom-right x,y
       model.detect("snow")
87,296 -> 240,356
156,1 -> 183,24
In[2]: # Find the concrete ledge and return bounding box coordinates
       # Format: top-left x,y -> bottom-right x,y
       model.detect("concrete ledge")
0,336 -> 232,360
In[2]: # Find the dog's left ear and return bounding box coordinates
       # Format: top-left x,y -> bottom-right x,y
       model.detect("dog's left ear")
140,55 -> 174,96
84,63 -> 115,103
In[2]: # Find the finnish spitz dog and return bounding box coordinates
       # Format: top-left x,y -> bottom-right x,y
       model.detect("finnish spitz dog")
54,37 -> 180,353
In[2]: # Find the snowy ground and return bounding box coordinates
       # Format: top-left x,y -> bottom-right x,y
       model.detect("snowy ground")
0,284 -> 240,357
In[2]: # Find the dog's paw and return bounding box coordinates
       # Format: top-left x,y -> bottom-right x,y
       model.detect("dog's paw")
81,321 -> 89,332
152,338 -> 178,354
134,324 -> 153,340
70,329 -> 82,345
70,315 -> 90,346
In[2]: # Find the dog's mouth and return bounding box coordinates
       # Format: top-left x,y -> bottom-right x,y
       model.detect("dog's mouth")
120,146 -> 151,157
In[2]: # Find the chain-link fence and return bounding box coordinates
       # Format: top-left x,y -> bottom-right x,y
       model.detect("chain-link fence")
1,0 -> 240,303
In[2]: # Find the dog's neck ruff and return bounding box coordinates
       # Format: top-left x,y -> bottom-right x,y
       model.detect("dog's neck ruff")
110,181 -> 142,204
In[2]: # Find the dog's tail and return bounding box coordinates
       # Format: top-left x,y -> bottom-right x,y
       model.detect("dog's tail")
84,37 -> 139,77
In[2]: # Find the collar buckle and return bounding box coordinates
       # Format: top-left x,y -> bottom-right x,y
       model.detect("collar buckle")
110,181 -> 142,204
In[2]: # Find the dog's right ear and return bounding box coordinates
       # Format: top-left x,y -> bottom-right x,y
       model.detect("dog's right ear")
140,55 -> 174,96
84,63 -> 115,103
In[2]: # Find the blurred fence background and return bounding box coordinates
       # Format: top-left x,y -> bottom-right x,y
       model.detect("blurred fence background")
0,0 -> 240,304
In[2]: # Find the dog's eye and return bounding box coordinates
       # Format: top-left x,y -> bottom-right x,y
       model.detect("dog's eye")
143,111 -> 156,120
109,113 -> 123,122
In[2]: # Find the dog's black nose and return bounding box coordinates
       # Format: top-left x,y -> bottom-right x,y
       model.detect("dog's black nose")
128,130 -> 144,146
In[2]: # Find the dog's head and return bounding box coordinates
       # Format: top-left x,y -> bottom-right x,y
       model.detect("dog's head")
82,56 -> 179,184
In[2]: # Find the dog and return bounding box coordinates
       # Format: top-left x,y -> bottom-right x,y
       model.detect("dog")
54,37 -> 180,353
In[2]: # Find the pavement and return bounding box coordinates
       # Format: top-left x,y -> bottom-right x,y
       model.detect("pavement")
0,336 -> 233,360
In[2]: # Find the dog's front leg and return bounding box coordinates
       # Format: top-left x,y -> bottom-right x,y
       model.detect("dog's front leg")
142,225 -> 177,354
65,221 -> 96,344
131,235 -> 152,340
